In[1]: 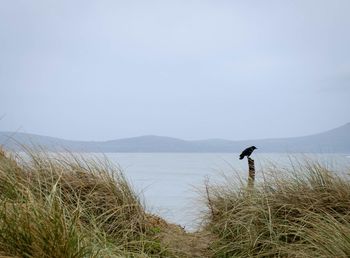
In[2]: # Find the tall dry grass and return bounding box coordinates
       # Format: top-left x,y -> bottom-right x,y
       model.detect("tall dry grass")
0,149 -> 172,257
2,146 -> 350,258
203,159 -> 350,257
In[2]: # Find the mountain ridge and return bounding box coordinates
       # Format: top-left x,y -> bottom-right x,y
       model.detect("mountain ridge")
0,123 -> 349,153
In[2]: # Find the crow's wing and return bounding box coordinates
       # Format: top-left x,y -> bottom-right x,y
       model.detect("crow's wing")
240,148 -> 250,157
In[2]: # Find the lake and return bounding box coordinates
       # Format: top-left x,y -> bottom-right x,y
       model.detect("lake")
84,153 -> 350,231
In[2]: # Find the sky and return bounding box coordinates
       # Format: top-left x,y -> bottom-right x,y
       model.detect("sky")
1,0 -> 350,141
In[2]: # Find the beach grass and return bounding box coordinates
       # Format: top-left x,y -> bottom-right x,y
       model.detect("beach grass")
203,158 -> 350,257
1,147 -> 350,257
0,148 -> 177,257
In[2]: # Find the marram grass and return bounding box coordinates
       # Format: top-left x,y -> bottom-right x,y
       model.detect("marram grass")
203,159 -> 350,257
0,149 -> 174,257
1,147 -> 350,258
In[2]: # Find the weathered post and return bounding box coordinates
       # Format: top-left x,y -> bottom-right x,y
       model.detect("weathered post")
247,157 -> 255,188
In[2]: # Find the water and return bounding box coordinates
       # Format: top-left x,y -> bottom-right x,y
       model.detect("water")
86,153 -> 350,231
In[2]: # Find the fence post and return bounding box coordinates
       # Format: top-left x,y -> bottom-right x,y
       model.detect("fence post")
247,157 -> 255,188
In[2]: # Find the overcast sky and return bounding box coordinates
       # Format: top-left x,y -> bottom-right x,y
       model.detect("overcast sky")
1,0 -> 349,141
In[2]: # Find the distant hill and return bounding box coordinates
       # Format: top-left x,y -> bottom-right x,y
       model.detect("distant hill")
1,123 -> 350,153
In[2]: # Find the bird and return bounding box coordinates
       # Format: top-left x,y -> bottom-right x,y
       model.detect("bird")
239,146 -> 257,160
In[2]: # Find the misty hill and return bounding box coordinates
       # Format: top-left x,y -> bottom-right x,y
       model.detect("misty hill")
1,123 -> 350,153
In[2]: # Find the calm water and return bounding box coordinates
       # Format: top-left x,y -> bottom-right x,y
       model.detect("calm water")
84,153 -> 350,231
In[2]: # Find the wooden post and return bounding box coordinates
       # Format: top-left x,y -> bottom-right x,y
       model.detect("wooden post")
247,157 -> 255,188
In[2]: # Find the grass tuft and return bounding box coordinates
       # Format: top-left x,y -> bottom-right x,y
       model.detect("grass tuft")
203,159 -> 350,257
0,148 -> 174,257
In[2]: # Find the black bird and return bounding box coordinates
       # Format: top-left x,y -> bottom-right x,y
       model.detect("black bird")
239,146 -> 257,160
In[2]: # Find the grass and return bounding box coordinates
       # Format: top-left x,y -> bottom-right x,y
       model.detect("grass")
0,148 -> 176,257
1,146 -> 350,257
203,158 -> 350,257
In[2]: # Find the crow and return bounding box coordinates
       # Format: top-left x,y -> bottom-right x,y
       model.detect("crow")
239,146 -> 257,160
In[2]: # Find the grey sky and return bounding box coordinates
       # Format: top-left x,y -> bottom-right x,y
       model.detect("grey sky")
1,0 -> 350,141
